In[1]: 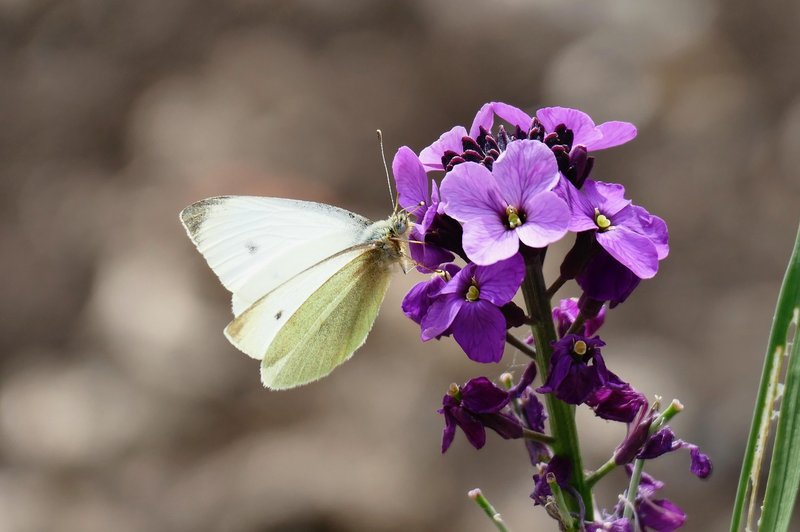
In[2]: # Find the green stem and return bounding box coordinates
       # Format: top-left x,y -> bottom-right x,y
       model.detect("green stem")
548,473 -> 577,529
622,459 -> 645,520
520,251 -> 593,523
585,458 -> 616,489
505,332 -> 537,360
468,489 -> 511,532
565,311 -> 587,336
523,428 -> 557,445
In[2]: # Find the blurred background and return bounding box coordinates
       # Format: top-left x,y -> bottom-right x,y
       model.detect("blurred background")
1,0 -> 799,530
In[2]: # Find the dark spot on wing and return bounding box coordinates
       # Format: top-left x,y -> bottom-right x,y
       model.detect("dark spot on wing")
245,241 -> 258,254
275,310 -> 283,320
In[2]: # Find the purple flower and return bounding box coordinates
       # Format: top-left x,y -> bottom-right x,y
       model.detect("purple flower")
440,140 -> 570,265
536,106 -> 637,153
537,335 -> 609,404
393,146 -> 455,270
617,470 -> 687,532
520,388 -> 550,464
419,102 -> 532,173
585,373 -> 647,423
567,180 -> 668,280
421,255 -> 525,362
553,297 -> 606,338
439,377 -> 522,453
576,247 -> 643,307
637,427 -> 713,480
530,456 -> 571,506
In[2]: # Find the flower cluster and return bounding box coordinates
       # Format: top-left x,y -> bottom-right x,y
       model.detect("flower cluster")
394,102 -> 709,530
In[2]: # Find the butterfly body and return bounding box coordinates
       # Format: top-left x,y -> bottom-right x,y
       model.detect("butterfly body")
180,196 -> 409,389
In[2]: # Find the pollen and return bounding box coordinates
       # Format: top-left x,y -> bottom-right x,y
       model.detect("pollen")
466,284 -> 480,302
573,340 -> 588,356
506,205 -> 522,228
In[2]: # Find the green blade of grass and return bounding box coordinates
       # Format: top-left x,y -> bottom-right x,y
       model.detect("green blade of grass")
730,223 -> 800,532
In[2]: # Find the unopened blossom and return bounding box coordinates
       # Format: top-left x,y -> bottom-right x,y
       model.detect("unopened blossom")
439,377 -> 522,452
440,140 -> 570,265
421,255 -> 525,362
537,335 -> 609,404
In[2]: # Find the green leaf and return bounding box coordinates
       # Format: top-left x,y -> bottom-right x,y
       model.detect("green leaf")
730,223 -> 800,532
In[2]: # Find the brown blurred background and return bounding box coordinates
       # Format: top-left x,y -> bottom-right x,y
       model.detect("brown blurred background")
1,1 -> 799,531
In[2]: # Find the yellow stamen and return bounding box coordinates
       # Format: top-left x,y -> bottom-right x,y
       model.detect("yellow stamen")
573,340 -> 588,356
506,205 -> 522,228
594,208 -> 611,230
466,285 -> 480,302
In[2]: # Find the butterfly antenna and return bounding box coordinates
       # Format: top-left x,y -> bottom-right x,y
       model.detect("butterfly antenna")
376,129 -> 397,212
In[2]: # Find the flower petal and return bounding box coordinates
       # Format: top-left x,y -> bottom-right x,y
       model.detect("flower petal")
450,407 -> 487,449
470,101 -> 532,138
462,218 -> 520,265
409,225 -> 454,272
473,253 -> 525,306
583,180 -> 631,217
461,376 -> 510,413
392,146 -> 428,217
421,294 -> 463,340
452,301 -> 506,363
536,106 -> 600,147
516,190 -> 570,248
596,226 -> 659,279
419,125 -> 468,171
492,140 -> 560,206
440,162 -> 506,221
588,121 -> 637,151
441,410 -> 457,453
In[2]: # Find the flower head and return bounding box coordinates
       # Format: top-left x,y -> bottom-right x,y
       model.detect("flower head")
535,106 -> 637,153
421,254 -> 525,362
568,180 -> 668,280
439,377 -> 522,452
537,334 -> 609,404
401,264 -> 460,325
585,373 -> 647,423
440,140 -> 570,265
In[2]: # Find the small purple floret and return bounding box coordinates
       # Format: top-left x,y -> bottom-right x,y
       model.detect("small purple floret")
421,255 -> 525,363
537,335 -> 609,404
439,377 -> 522,453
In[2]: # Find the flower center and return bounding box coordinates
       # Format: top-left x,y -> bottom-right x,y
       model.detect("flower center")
573,340 -> 588,356
594,209 -> 612,231
447,383 -> 462,401
506,205 -> 524,229
466,284 -> 480,302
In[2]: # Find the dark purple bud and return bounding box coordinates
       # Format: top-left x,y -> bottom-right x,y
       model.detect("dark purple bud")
614,418 -> 654,465
441,149 -> 460,168
528,117 -> 545,142
462,149 -> 483,163
560,231 -> 598,281
568,145 -> 592,188
461,136 -> 483,154
689,446 -> 713,479
509,362 -> 537,398
480,411 -> 523,440
638,428 -> 678,460
576,246 -> 642,308
501,301 -> 526,328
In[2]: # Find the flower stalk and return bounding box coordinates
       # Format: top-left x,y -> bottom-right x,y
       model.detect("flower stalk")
521,250 -> 593,522
468,488 -> 511,532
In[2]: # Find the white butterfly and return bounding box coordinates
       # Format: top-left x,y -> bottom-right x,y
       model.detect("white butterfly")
180,195 -> 410,389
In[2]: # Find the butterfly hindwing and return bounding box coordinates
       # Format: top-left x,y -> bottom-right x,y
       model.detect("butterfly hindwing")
226,249 -> 392,389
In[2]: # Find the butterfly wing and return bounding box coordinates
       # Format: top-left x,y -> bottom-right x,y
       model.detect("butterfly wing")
179,195 -> 372,301
225,248 -> 393,389
180,196 -> 377,348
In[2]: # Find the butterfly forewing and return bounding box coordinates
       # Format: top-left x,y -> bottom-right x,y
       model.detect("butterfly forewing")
180,196 -> 372,301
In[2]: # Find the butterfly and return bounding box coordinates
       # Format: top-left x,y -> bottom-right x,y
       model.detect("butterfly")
180,194 -> 411,390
